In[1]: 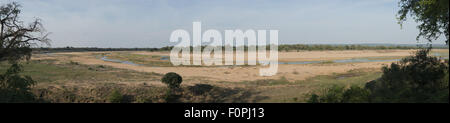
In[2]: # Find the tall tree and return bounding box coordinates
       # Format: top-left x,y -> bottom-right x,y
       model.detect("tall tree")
0,2 -> 50,103
398,0 -> 449,44
0,2 -> 50,63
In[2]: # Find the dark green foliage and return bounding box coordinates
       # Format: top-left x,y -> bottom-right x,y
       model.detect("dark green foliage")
0,64 -> 36,103
341,86 -> 372,103
161,72 -> 183,103
108,90 -> 124,103
307,85 -> 371,103
366,49 -> 449,103
163,89 -> 181,103
33,44 -> 447,54
308,49 -> 449,103
69,61 -> 79,65
307,94 -> 320,103
188,84 -> 214,95
161,72 -> 183,89
398,0 -> 449,44
97,65 -> 105,68
277,44 -> 420,52
307,85 -> 345,103
33,47 -> 171,53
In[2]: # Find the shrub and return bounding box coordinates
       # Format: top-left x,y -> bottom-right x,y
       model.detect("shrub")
308,49 -> 449,103
307,85 -> 371,103
161,72 -> 183,103
163,89 -> 182,103
0,64 -> 37,103
307,85 -> 345,103
161,72 -> 183,89
341,86 -> 371,103
108,90 -> 124,103
366,49 -> 449,103
97,65 -> 106,68
69,61 -> 79,65
188,84 -> 214,95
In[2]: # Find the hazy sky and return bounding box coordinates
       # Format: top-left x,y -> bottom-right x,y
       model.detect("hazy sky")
9,0 -> 446,48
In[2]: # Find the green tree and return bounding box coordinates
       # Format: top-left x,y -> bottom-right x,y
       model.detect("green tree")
161,72 -> 183,89
366,49 -> 448,103
161,72 -> 183,103
1,2 -> 50,61
0,2 -> 50,103
308,0 -> 449,103
307,49 -> 448,103
398,0 -> 449,44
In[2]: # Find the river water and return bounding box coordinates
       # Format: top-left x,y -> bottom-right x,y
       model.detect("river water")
99,53 -> 449,66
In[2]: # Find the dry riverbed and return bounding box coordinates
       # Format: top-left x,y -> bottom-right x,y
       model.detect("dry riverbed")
22,49 -> 448,102
32,49 -> 449,83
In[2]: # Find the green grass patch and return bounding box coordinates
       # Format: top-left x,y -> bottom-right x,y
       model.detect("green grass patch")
104,52 -> 173,67
0,60 -> 161,84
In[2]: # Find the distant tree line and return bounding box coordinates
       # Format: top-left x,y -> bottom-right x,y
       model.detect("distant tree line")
32,47 -> 171,53
33,44 -> 448,53
276,44 -> 444,51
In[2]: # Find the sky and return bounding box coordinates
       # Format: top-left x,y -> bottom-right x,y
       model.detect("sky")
3,0 -> 446,48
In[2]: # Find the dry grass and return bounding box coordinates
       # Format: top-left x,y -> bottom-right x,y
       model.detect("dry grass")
13,49 -> 446,103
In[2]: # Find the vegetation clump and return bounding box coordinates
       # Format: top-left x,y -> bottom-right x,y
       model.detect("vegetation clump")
161,72 -> 183,89
0,64 -> 37,103
308,49 -> 449,103
0,2 -> 50,103
366,49 -> 449,103
108,89 -> 124,103
161,72 -> 183,103
398,0 -> 449,44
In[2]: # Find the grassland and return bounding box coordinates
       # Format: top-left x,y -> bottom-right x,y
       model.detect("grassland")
1,59 -> 383,103
101,52 -> 173,67
2,49 -> 446,103
235,68 -> 382,102
0,59 -> 161,84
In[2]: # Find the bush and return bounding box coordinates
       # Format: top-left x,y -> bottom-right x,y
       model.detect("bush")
307,85 -> 345,103
161,72 -> 183,89
188,84 -> 214,95
341,86 -> 371,103
108,90 -> 124,103
69,61 -> 79,65
307,85 -> 371,103
0,64 -> 37,103
97,65 -> 105,68
366,49 -> 449,103
308,49 -> 449,103
163,89 -> 181,103
161,72 -> 183,103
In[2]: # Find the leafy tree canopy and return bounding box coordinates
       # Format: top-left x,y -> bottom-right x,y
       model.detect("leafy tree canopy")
398,0 -> 449,44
